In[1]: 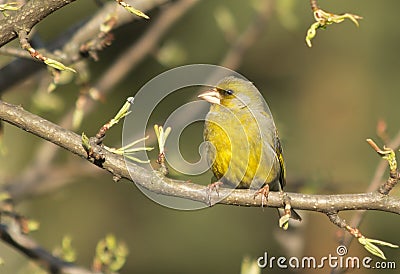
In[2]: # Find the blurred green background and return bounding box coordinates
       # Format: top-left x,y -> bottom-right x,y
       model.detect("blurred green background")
1,0 -> 400,273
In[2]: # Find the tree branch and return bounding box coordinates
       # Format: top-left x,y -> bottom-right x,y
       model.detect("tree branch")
331,127 -> 400,274
0,0 -> 169,92
2,0 -> 271,204
0,0 -> 77,47
89,0 -> 199,96
0,223 -> 94,274
0,99 -> 399,214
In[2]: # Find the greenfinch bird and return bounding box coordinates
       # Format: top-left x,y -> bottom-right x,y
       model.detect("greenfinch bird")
198,76 -> 301,221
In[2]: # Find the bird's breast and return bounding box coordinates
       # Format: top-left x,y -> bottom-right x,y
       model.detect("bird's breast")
204,107 -> 279,189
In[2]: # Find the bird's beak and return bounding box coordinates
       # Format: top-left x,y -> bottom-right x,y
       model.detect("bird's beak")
198,88 -> 221,105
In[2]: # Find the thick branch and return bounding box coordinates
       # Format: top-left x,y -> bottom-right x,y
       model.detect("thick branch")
1,100 -> 399,214
1,0 -> 269,204
0,0 -> 77,47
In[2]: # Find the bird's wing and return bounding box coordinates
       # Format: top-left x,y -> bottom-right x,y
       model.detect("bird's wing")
275,133 -> 286,189
257,110 -> 285,189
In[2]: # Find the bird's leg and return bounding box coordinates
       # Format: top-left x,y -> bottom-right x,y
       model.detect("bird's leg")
253,184 -> 270,207
206,181 -> 224,206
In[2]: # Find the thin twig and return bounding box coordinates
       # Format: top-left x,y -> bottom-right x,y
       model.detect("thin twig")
0,0 -> 174,202
0,0 -> 170,92
220,1 -> 272,70
310,0 -> 318,11
90,0 -> 199,95
332,130 -> 400,274
0,222 -> 94,274
0,46 -> 31,59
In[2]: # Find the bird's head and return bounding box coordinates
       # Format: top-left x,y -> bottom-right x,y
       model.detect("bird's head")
198,76 -> 265,111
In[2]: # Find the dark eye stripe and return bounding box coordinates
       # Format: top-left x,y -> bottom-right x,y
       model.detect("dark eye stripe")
215,87 -> 234,96
225,89 -> 234,95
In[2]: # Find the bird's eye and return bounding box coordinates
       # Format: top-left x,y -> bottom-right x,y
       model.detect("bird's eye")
225,89 -> 234,96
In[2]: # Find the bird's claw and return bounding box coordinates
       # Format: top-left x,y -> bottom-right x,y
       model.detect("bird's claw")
253,184 -> 270,207
206,181 -> 223,206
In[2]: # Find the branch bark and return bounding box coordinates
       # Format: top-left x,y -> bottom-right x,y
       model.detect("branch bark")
0,0 -> 77,47
1,99 -> 399,214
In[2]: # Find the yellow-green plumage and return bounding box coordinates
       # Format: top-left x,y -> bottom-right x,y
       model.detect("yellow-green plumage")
200,76 -> 285,191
